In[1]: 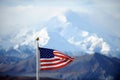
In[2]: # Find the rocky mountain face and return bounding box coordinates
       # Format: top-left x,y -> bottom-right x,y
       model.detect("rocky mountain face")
41,53 -> 120,80
0,53 -> 120,80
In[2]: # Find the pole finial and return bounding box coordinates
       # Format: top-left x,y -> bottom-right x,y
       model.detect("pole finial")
36,37 -> 39,41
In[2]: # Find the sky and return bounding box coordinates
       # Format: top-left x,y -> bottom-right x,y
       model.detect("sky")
0,0 -> 120,57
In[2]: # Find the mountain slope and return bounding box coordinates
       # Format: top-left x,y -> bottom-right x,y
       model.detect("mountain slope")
0,53 -> 120,80
44,31 -> 82,56
41,53 -> 120,80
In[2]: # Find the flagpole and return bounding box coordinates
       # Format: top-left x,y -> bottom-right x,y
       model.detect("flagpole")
36,37 -> 40,80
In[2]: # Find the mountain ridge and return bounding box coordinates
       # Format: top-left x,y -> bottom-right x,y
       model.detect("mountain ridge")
0,53 -> 120,80
41,53 -> 120,80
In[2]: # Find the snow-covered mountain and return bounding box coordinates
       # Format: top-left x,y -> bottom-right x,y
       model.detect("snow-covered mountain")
0,45 -> 35,64
0,27 -> 83,64
0,14 -> 120,59
44,31 -> 81,53
0,26 -> 120,60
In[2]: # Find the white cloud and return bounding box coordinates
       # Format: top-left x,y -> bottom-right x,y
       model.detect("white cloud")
84,35 -> 110,55
0,5 -> 67,36
33,27 -> 50,46
20,33 -> 34,46
10,26 -> 33,45
68,32 -> 110,55
0,5 -> 68,48
101,42 -> 110,55
57,14 -> 67,23
68,37 -> 81,46
13,44 -> 19,50
8,27 -> 49,49
81,31 -> 89,37
0,0 -> 119,57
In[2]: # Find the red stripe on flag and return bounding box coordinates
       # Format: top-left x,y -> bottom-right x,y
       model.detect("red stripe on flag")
41,59 -> 68,66
54,51 -> 72,59
40,60 -> 73,70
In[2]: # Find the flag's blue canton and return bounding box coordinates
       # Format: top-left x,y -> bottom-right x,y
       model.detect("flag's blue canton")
39,48 -> 54,58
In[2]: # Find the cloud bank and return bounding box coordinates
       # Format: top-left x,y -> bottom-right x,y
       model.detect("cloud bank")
0,0 -> 120,58
68,32 -> 110,55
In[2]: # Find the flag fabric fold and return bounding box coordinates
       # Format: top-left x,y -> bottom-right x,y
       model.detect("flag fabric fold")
39,47 -> 74,70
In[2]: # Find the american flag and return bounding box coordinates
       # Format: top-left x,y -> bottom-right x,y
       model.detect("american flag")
39,47 -> 74,70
